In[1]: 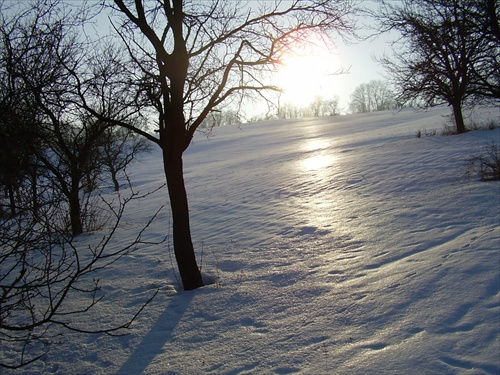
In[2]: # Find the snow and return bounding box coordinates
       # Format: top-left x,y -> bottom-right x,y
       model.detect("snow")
5,106 -> 500,374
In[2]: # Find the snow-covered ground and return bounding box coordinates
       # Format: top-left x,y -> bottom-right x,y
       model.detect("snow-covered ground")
5,106 -> 500,374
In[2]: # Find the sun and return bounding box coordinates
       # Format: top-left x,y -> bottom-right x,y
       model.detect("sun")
276,35 -> 341,108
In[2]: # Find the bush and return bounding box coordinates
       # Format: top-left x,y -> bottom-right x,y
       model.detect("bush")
416,129 -> 437,138
466,143 -> 500,181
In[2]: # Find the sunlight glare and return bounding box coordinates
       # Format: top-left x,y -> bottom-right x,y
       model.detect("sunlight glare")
277,34 -> 341,108
302,154 -> 333,171
300,138 -> 335,171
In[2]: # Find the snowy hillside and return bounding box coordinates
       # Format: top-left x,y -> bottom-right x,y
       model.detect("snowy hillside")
8,106 -> 500,374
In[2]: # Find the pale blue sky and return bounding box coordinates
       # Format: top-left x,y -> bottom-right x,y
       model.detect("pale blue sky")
328,31 -> 395,113
72,0 -> 396,118
247,1 -> 398,117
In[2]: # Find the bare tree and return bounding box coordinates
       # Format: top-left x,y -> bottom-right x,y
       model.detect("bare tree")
87,0 -> 358,290
0,1 -> 153,234
278,95 -> 340,118
348,80 -> 394,114
201,109 -> 241,128
374,0 -> 499,133
0,0 -> 102,235
0,104 -> 40,217
305,95 -> 341,117
310,96 -> 323,117
464,0 -> 500,101
0,4 -> 161,368
0,7 -> 47,219
348,83 -> 369,114
0,190 -> 161,369
99,125 -> 152,192
278,100 -> 301,119
322,96 -> 341,116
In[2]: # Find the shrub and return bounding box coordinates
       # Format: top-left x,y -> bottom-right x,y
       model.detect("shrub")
466,143 -> 500,181
416,129 -> 437,138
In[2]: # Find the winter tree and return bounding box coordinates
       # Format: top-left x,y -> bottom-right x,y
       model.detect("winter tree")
0,1 -> 104,235
0,186 -> 161,369
278,101 -> 302,119
0,3 -> 160,367
348,80 -> 394,114
0,0 -> 155,234
92,0 -> 358,290
201,110 -> 241,128
98,125 -> 152,192
321,96 -> 341,116
374,0 -> 499,133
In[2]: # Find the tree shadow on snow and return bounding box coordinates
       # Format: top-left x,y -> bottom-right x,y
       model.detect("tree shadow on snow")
117,291 -> 195,374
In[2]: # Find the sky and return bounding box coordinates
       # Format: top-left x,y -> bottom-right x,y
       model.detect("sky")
325,2 -> 397,112
4,0 -> 396,117
260,29 -> 395,116
240,1 -> 399,117
327,32 -> 394,112
88,0 -> 396,118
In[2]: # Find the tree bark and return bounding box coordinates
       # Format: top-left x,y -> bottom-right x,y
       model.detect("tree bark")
69,178 -> 83,236
111,169 -> 120,192
451,101 -> 466,134
163,150 -> 203,291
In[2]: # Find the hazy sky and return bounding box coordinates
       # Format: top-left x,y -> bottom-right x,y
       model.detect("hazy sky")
246,1 -> 398,117
246,32 -> 394,118
327,30 -> 395,113
90,0 -> 395,118
330,1 -> 396,113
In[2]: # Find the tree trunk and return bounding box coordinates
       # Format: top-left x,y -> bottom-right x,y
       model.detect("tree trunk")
69,180 -> 83,236
163,150 -> 203,290
451,101 -> 466,134
111,169 -> 120,192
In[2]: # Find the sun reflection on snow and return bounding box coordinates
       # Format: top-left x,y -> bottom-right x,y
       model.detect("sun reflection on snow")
290,136 -> 339,229
301,154 -> 333,171
300,138 -> 335,171
302,137 -> 330,152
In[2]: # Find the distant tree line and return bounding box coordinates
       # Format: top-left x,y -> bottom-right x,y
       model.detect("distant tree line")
201,109 -> 241,128
348,80 -> 396,114
273,81 -> 396,119
278,95 -> 341,119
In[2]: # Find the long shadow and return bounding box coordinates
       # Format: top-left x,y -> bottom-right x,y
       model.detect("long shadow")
117,291 -> 195,374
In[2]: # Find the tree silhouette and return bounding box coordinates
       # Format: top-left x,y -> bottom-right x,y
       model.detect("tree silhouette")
100,0 -> 357,290
375,0 -> 499,133
348,80 -> 394,114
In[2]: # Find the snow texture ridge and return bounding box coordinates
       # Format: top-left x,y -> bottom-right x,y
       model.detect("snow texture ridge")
6,106 -> 499,375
